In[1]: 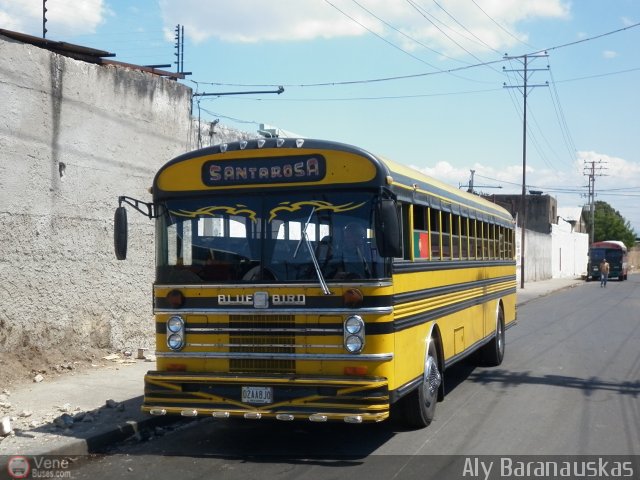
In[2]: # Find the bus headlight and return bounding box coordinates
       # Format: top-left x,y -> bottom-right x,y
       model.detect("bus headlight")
345,335 -> 364,353
167,334 -> 184,351
167,316 -> 185,351
345,315 -> 364,334
344,315 -> 365,353
167,315 -> 184,333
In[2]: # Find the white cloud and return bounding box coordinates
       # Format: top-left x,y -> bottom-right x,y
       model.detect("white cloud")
621,16 -> 636,27
411,151 -> 640,232
0,0 -> 106,37
158,0 -> 570,55
602,50 -> 618,59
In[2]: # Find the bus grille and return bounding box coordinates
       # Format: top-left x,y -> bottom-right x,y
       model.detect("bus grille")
229,315 -> 295,373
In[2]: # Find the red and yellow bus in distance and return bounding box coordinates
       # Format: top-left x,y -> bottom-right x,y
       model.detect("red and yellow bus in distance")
114,138 -> 516,427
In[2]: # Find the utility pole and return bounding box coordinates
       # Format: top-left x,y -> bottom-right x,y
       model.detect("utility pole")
460,169 -> 502,194
503,53 -> 549,289
583,159 -> 607,246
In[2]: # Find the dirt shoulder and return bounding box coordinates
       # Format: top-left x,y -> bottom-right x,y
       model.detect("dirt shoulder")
0,346 -> 115,390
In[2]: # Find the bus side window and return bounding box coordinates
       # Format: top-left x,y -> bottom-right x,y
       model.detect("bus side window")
441,212 -> 451,259
461,216 -> 469,259
412,205 -> 430,260
430,208 -> 440,260
469,219 -> 477,260
452,213 -> 460,260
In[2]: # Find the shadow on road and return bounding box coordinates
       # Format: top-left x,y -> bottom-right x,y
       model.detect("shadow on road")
468,369 -> 640,397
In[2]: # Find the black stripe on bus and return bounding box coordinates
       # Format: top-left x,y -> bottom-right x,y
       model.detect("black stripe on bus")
393,259 -> 515,274
154,295 -> 393,310
393,288 -> 516,333
155,285 -> 514,336
393,275 -> 516,304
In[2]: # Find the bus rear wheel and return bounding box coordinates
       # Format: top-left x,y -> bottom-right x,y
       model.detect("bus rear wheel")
479,304 -> 505,367
399,340 -> 441,428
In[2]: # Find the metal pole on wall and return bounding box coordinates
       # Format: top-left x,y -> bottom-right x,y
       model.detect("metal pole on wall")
42,0 -> 47,38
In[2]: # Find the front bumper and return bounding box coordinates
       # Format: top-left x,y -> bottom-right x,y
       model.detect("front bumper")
143,371 -> 390,423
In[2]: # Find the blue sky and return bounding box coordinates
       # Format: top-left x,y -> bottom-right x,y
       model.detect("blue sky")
3,0 -> 640,233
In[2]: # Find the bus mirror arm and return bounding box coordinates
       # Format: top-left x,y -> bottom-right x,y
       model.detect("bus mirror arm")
118,196 -> 156,219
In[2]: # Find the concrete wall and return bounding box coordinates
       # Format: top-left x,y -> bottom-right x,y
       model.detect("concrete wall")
0,35 -> 194,354
628,245 -> 640,274
493,194 -> 557,234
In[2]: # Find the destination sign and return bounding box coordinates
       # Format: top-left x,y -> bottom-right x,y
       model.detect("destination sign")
202,155 -> 326,186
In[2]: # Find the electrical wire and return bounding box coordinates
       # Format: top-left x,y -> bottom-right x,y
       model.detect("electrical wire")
469,0 -> 537,50
430,0 -> 503,55
547,66 -> 579,164
405,0 -> 502,74
193,86 -> 502,102
322,0 -> 453,73
189,22 -> 640,89
348,0 -> 471,64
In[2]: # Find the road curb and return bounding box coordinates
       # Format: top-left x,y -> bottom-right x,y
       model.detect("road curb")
0,415 -> 179,472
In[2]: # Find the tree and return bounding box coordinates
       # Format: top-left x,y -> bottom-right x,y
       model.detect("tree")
583,201 -> 636,248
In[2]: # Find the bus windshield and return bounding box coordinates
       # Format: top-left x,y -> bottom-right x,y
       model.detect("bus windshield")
590,248 -> 622,263
155,191 -> 389,284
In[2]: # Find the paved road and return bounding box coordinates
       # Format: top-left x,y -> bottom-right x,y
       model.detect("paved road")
66,276 -> 640,479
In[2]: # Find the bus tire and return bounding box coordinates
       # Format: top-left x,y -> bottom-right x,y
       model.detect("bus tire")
480,303 -> 505,367
400,339 -> 441,429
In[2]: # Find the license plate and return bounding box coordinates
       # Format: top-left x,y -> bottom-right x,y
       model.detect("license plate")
241,386 -> 273,405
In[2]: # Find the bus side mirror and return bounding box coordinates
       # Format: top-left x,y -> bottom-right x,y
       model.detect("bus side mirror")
114,206 -> 128,260
376,199 -> 402,258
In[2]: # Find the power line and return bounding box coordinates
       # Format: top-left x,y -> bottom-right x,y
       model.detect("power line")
430,0 -> 503,55
322,0 -> 454,73
190,22 -> 640,89
190,84 -> 501,102
405,0 -> 502,73
469,0 -> 537,50
546,66 -> 578,164
348,0 -> 472,64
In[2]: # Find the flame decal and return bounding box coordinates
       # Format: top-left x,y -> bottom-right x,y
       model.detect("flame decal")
269,200 -> 366,222
170,205 -> 257,223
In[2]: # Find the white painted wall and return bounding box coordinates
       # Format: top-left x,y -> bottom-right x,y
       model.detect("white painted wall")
516,224 -> 588,284
551,222 -> 589,278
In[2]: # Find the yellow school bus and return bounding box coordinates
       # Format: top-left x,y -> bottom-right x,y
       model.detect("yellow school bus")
114,138 -> 516,427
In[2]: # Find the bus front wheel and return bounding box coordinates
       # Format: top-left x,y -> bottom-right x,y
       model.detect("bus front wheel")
399,339 -> 441,428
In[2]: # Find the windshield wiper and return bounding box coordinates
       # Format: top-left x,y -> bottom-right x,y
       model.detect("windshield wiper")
293,208 -> 331,295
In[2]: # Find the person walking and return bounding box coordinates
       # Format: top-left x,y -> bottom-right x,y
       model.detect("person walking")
599,258 -> 610,287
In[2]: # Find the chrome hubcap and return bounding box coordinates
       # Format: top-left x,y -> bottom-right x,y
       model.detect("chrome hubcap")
424,356 -> 441,398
